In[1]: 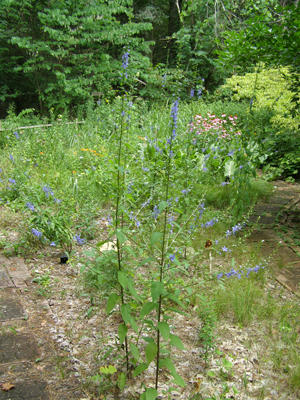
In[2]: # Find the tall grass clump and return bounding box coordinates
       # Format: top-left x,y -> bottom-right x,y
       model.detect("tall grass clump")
214,264 -> 267,326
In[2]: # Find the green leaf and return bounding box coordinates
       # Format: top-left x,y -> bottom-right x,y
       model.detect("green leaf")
158,321 -> 170,341
116,228 -> 126,245
128,316 -> 139,335
121,304 -> 131,324
169,334 -> 185,350
142,336 -> 155,343
100,365 -> 117,374
151,281 -> 164,302
118,270 -> 128,289
127,276 -> 141,302
224,160 -> 235,177
132,362 -> 148,377
223,357 -> 233,370
118,372 -> 126,390
170,372 -> 186,387
167,294 -> 186,309
118,166 -> 125,174
139,302 -> 158,319
159,200 -> 168,212
130,343 -> 141,361
118,324 -> 127,345
145,388 -> 158,400
150,232 -> 163,247
107,293 -> 119,314
160,358 -> 186,387
168,307 -> 188,316
123,245 -> 137,258
145,342 -> 158,365
139,257 -> 156,266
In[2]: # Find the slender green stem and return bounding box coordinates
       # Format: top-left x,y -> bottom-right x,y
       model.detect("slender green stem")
115,94 -> 129,371
155,120 -> 173,390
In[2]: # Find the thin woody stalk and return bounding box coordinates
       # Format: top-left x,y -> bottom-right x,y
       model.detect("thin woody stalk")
155,99 -> 179,390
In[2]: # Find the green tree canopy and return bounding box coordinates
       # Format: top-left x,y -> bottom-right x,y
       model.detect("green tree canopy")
0,0 -> 152,114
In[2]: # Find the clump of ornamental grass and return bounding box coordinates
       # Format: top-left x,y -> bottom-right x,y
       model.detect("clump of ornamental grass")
213,263 -> 267,326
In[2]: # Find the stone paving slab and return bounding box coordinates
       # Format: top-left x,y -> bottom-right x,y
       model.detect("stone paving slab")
0,256 -> 33,289
270,196 -> 293,205
0,334 -> 40,364
276,246 -> 300,263
247,229 -> 280,242
259,215 -> 277,225
276,263 -> 300,296
0,269 -> 14,288
0,380 -> 49,399
0,296 -> 26,321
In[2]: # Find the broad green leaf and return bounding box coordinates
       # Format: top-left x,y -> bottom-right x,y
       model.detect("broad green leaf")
100,365 -> 117,374
167,294 -> 186,309
142,336 -> 155,343
118,324 -> 127,345
151,281 -> 164,302
158,321 -> 170,341
150,232 -> 163,247
223,357 -> 233,370
168,307 -> 189,316
146,388 -> 158,400
160,358 -> 175,374
118,270 -> 128,289
173,257 -> 181,267
132,362 -> 148,377
159,200 -> 168,213
107,293 -> 119,314
118,372 -> 126,390
80,264 -> 87,273
116,228 -> 126,245
145,342 -> 158,365
139,257 -> 156,266
139,302 -> 158,319
130,343 -> 141,361
170,371 -> 186,387
169,333 -> 185,350
123,245 -> 137,258
128,316 -> 139,334
127,277 -> 141,302
224,160 -> 235,177
161,358 -> 186,387
121,304 -> 131,324
118,166 -> 125,174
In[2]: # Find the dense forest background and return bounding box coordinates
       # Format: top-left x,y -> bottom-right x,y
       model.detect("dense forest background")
0,0 -> 299,117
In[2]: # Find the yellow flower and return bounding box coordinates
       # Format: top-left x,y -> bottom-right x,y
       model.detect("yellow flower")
72,171 -> 76,173
40,152 -> 44,155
